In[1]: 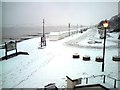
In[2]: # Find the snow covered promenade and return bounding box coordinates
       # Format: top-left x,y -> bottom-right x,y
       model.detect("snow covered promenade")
0,27 -> 119,89
65,28 -> 119,49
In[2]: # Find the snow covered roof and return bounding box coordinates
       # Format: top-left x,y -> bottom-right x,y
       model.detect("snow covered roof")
49,32 -> 60,35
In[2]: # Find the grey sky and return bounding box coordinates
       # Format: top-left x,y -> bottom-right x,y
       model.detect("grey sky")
2,2 -> 118,27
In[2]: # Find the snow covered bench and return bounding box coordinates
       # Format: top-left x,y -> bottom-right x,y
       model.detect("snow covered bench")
73,53 -> 80,59
83,55 -> 90,61
112,56 -> 120,61
95,56 -> 103,62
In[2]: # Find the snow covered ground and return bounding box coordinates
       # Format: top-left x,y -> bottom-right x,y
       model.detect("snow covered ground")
0,27 -> 119,89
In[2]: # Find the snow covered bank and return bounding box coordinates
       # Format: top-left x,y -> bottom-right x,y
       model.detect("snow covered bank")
65,28 -> 119,49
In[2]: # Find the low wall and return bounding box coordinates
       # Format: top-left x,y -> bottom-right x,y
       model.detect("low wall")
49,30 -> 78,41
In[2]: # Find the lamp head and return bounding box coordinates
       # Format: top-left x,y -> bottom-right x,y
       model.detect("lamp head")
103,20 -> 109,28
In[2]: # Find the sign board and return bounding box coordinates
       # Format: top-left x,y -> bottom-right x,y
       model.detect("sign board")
6,41 -> 16,52
41,37 -> 46,42
5,41 -> 17,59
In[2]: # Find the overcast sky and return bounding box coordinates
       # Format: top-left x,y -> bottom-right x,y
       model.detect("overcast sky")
2,2 -> 118,27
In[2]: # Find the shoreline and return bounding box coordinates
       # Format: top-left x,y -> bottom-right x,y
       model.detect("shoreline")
1,33 -> 50,44
0,33 -> 50,49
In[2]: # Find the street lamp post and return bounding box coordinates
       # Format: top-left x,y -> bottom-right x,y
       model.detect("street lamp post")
43,19 -> 45,38
102,20 -> 109,72
43,19 -> 46,46
68,23 -> 71,36
40,19 -> 46,48
77,24 -> 79,33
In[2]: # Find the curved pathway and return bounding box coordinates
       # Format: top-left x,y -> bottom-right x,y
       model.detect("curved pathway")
65,28 -> 119,49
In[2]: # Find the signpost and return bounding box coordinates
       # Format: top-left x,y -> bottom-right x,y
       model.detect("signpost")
5,41 -> 17,59
41,36 -> 46,47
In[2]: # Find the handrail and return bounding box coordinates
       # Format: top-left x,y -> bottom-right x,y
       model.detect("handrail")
79,74 -> 120,82
80,74 -> 103,80
105,75 -> 120,81
67,74 -> 120,89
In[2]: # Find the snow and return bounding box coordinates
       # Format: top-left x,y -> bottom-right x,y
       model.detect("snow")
0,27 -> 119,89
49,32 -> 60,35
65,28 -> 118,49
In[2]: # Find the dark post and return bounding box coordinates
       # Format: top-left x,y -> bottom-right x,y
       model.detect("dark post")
43,19 -> 46,46
77,24 -> 78,33
5,42 -> 7,59
43,19 -> 45,37
103,75 -> 105,83
68,23 -> 70,36
114,79 -> 117,88
40,19 -> 46,47
86,78 -> 88,84
41,37 -> 42,47
15,41 -> 17,55
102,20 -> 108,72
102,27 -> 106,72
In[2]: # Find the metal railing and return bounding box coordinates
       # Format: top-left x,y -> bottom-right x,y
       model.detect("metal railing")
66,74 -> 120,89
80,74 -> 120,88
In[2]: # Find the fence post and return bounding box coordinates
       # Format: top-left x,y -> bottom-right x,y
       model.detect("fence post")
114,79 -> 116,88
15,41 -> 17,55
103,75 -> 105,83
5,42 -> 7,60
86,78 -> 88,84
41,37 -> 42,47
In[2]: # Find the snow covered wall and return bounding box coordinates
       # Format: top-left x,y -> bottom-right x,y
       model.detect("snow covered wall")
49,29 -> 78,41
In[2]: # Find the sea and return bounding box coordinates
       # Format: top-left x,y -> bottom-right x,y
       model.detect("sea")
1,26 -> 77,44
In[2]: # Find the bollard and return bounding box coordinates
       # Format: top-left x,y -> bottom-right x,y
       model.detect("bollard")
5,42 -> 7,60
86,78 -> 88,84
114,79 -> 116,88
103,75 -> 105,83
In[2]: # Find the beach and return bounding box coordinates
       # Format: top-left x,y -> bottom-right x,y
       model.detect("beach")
2,26 -> 77,44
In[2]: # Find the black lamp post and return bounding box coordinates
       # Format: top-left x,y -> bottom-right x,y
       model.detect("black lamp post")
77,24 -> 79,33
43,19 -> 45,37
102,20 -> 109,72
40,19 -> 46,47
68,23 -> 71,36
